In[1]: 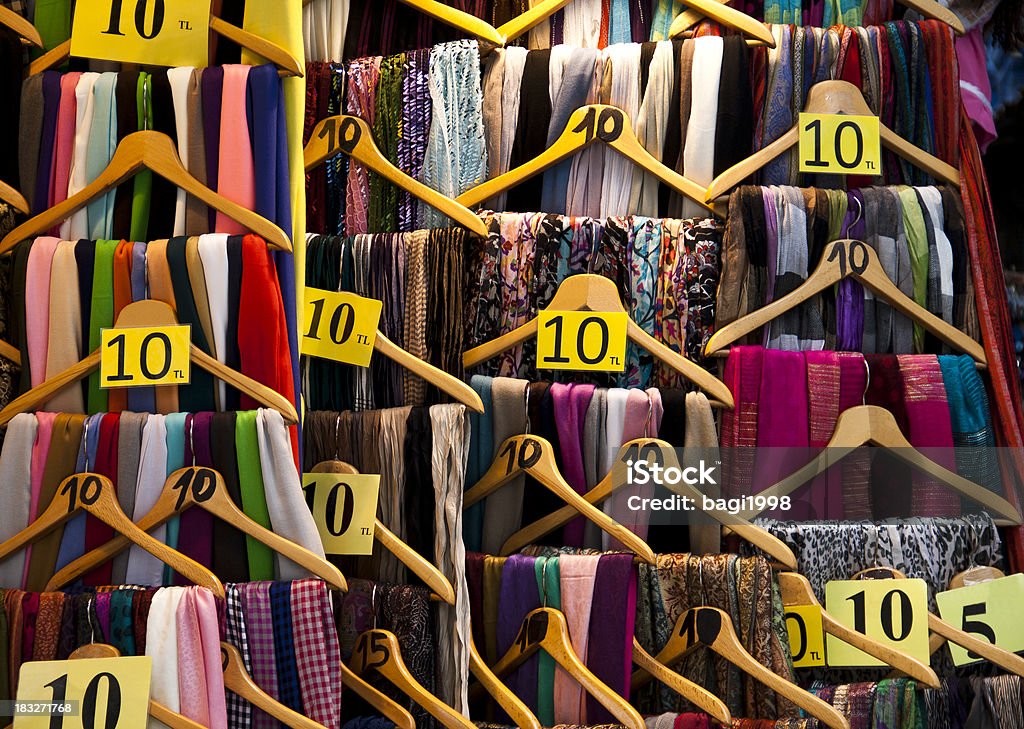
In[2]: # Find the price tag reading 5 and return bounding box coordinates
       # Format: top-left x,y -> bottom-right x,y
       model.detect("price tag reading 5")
537,311 -> 627,372
302,473 -> 381,556
71,0 -> 212,68
936,573 -> 1024,666
785,605 -> 826,667
301,288 -> 382,368
798,113 -> 881,176
15,656 -> 152,729
100,325 -> 191,389
825,579 -> 930,666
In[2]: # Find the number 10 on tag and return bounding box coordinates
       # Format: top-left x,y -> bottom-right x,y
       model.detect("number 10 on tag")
302,474 -> 381,555
537,311 -> 627,372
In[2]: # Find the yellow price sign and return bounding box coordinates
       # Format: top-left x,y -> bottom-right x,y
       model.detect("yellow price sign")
302,474 -> 380,556
784,605 -> 826,667
71,0 -> 212,68
301,288 -> 382,368
15,656 -> 152,729
824,579 -> 930,666
798,113 -> 881,176
537,311 -> 627,372
100,325 -> 191,388
936,574 -> 1024,666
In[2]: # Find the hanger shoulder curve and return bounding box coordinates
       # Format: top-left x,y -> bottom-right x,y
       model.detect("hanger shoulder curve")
0,132 -> 291,254
494,0 -> 573,43
351,630 -> 476,729
631,637 -> 732,725
0,6 -> 42,46
223,643 -> 327,729
0,179 -> 29,215
340,662 -> 416,729
705,126 -> 799,201
469,636 -> 543,729
304,116 -> 488,238
668,0 -> 774,45
207,16 -> 303,77
462,319 -> 540,369
375,333 -> 484,413
395,0 -> 505,44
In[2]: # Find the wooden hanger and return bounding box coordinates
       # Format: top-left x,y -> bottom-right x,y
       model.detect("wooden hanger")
0,6 -> 42,47
69,644 -> 206,729
304,115 -> 488,239
0,179 -> 29,215
310,460 -> 455,603
0,300 -> 299,427
0,472 -> 223,597
777,572 -> 940,687
222,643 -> 328,729
631,637 -> 733,724
350,629 -> 477,729
666,1 -> 775,45
632,607 -> 849,729
487,608 -> 645,729
0,131 -> 292,255
500,437 -> 797,568
949,565 -> 1006,589
339,661 -> 416,729
463,434 -> 657,564
468,633 -> 543,729
0,340 -> 20,366
703,239 -> 987,364
45,466 -> 348,592
853,567 -> 1024,678
736,405 -> 1022,525
463,274 -> 734,407
29,16 -> 303,77
705,81 -> 960,202
301,0 -> 505,44
456,105 -> 715,214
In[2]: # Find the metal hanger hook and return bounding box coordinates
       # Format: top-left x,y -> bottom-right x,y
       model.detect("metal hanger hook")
334,414 -> 343,461
188,416 -> 196,467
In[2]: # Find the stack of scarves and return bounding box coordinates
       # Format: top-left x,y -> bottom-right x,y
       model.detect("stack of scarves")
0,409 -> 323,592
18,66 -> 300,411
721,347 -> 1000,518
464,376 -> 720,555
0,580 -> 341,729
302,404 -> 472,716
477,551 -> 795,721
465,213 -> 723,386
12,234 -> 296,422
481,37 -> 751,218
716,185 -> 979,354
743,513 -> 1002,609
338,578 -> 437,729
303,231 -> 466,412
306,40 -> 487,236
0,585 -> 225,729
809,679 -> 926,728
19,65 -> 292,236
464,551 -> 638,727
923,676 -> 1024,728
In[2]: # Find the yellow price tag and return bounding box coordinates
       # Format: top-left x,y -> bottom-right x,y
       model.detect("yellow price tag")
15,656 -> 152,729
301,288 -> 382,368
784,605 -> 826,667
302,474 -> 380,556
824,579 -> 930,667
100,325 -> 191,388
537,311 -> 627,372
798,113 -> 881,175
71,0 -> 212,68
936,574 -> 1024,666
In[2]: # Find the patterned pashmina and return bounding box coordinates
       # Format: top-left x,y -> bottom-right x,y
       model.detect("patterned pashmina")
344,57 -> 380,236
370,53 -> 405,232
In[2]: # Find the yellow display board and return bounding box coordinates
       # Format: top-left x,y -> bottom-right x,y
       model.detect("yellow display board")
100,325 -> 191,388
71,0 -> 212,67
537,311 -> 628,372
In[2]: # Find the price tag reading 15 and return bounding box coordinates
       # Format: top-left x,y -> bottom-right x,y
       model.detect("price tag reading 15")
825,578 -> 931,667
301,288 -> 383,368
100,325 -> 191,389
71,0 -> 212,68
302,474 -> 381,556
537,311 -> 628,372
798,112 -> 881,176
15,656 -> 152,729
